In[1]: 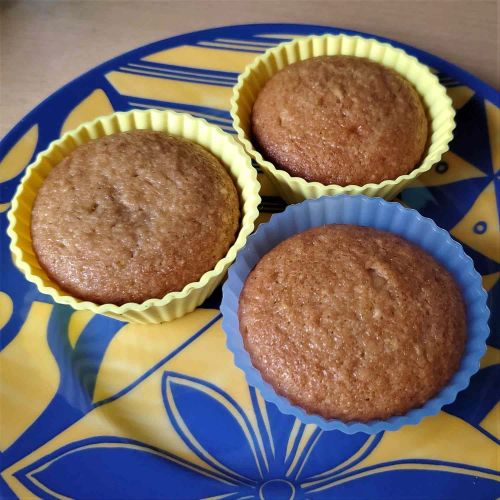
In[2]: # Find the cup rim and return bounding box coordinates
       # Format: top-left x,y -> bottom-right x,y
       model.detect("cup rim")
230,33 -> 456,193
220,195 -> 490,434
7,109 -> 261,317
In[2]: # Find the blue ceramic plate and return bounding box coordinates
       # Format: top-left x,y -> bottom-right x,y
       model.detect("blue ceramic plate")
0,24 -> 498,499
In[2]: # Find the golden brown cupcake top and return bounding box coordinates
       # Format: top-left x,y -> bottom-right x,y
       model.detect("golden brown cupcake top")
238,225 -> 466,422
31,130 -> 240,305
251,55 -> 428,186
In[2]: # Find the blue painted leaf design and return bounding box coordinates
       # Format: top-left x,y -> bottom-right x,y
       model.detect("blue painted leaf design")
162,372 -> 264,482
17,437 -> 245,499
297,431 -> 380,482
249,388 -> 297,469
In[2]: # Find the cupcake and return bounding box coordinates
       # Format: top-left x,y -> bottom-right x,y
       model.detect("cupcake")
221,195 -> 489,433
31,130 -> 240,305
231,34 -> 455,202
251,56 -> 428,186
238,224 -> 466,422
8,110 -> 261,323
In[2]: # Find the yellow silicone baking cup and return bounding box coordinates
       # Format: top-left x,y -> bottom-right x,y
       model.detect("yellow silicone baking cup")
231,34 -> 456,203
7,109 -> 261,324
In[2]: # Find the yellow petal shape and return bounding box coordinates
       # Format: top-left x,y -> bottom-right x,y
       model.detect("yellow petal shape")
92,309 -> 220,403
418,151 -> 486,187
285,420 -> 302,462
2,317 -> 234,497
485,100 -> 499,174
299,412 -> 499,500
482,271 -> 499,291
350,412 -> 498,472
0,202 -> 10,213
68,310 -> 95,349
215,37 -> 276,48
0,125 -> 38,184
450,181 -> 500,262
202,495 -> 235,500
480,402 -> 499,439
0,302 -> 58,451
447,86 -> 475,110
61,89 -> 114,134
259,34 -> 304,40
480,346 -> 500,369
306,435 -> 378,481
144,45 -> 258,73
0,291 -> 13,330
286,424 -> 318,476
255,391 -> 275,457
105,71 -> 232,111
303,414 -> 499,491
2,361 -> 219,498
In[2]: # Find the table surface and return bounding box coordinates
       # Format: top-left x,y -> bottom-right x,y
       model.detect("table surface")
0,0 -> 498,138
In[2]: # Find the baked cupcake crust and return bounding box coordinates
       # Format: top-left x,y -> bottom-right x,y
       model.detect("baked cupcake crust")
238,224 -> 466,422
31,130 -> 240,305
251,55 -> 428,186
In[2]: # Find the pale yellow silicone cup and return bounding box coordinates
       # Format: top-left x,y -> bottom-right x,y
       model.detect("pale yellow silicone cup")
231,34 -> 456,203
7,109 -> 261,324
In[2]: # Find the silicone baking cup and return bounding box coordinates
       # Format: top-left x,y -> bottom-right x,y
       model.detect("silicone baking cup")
231,34 -> 456,203
7,109 -> 261,324
220,195 -> 490,434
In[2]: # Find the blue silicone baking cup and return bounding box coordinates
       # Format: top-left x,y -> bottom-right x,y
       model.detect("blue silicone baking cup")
220,195 -> 490,434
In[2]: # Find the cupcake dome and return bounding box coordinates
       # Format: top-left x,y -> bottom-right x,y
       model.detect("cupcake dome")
31,130 -> 240,305
251,55 -> 428,186
238,224 -> 466,422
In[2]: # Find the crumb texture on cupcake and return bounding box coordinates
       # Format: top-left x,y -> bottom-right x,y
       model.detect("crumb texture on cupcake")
238,225 -> 466,422
31,130 -> 240,305
251,55 -> 428,186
